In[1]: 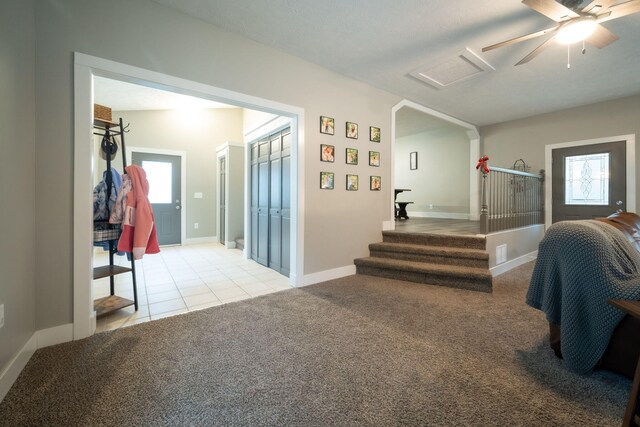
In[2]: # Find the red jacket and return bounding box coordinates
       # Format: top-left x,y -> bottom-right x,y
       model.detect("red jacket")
117,165 -> 160,259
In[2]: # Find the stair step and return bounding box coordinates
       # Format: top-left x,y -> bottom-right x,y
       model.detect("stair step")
382,231 -> 486,250
354,257 -> 492,293
369,242 -> 489,268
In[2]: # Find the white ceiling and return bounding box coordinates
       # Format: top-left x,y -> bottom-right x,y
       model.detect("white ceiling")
149,0 -> 640,126
94,76 -> 237,111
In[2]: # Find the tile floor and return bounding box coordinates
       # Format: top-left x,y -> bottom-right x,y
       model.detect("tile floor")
93,243 -> 291,333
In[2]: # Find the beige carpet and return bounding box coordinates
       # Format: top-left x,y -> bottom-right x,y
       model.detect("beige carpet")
0,262 -> 630,426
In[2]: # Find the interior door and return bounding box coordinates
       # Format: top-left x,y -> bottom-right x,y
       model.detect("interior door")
250,128 -> 291,276
269,133 -> 282,271
131,152 -> 182,245
251,138 -> 270,266
552,141 -> 626,223
219,156 -> 226,244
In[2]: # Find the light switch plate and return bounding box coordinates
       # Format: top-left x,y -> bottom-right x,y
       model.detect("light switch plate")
194,192 -> 203,199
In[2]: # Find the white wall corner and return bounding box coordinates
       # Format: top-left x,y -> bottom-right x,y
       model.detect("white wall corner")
382,220 -> 395,230
0,334 -> 37,403
299,265 -> 357,287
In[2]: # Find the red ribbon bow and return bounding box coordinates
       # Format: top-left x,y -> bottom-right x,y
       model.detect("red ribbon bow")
476,155 -> 490,173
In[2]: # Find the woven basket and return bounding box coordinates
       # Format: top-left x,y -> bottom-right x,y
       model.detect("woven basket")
94,104 -> 112,122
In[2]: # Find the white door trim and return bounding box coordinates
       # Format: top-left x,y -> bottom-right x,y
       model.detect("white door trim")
127,146 -> 187,245
73,52 -> 304,341
390,99 -> 480,229
544,134 -> 636,229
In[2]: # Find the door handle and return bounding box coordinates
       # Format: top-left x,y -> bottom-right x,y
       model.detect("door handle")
175,206 -> 181,210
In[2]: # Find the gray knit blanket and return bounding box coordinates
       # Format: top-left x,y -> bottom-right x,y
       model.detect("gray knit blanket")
526,220 -> 640,373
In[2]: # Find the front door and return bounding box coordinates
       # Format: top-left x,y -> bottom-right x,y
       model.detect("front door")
131,152 -> 182,245
551,140 -> 626,223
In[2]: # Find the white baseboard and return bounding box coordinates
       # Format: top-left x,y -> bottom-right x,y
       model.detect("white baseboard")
490,250 -> 538,277
225,241 -> 237,249
36,323 -> 74,349
408,211 -> 471,220
183,236 -> 217,245
0,334 -> 37,403
299,265 -> 356,287
0,322 -> 73,403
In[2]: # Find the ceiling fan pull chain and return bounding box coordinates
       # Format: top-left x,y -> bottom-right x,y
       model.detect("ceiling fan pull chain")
567,44 -> 571,69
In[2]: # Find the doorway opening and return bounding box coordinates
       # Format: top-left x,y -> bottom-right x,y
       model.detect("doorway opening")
74,53 -> 304,339
390,100 -> 480,231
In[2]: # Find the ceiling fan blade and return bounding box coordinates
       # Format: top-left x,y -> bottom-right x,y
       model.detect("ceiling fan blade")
482,25 -> 558,52
582,0 -> 615,14
597,0 -> 640,23
515,36 -> 557,65
522,0 -> 579,22
586,24 -> 619,48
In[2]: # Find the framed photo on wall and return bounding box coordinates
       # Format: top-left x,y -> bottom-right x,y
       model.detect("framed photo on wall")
346,174 -> 359,191
346,148 -> 358,165
320,172 -> 335,189
320,116 -> 335,135
346,121 -> 358,139
370,176 -> 381,191
410,151 -> 418,170
369,126 -> 381,142
369,151 -> 380,167
321,144 -> 335,162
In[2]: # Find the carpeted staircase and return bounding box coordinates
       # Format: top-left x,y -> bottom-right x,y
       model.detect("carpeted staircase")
354,231 -> 493,292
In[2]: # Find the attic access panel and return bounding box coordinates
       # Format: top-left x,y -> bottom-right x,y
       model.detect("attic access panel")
410,48 -> 494,89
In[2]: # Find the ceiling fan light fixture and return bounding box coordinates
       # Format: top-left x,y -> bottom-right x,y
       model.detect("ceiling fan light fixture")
556,16 -> 598,44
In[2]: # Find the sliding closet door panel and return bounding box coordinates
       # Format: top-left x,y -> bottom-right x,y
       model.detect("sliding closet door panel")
269,156 -> 282,271
250,161 -> 259,261
257,159 -> 269,266
281,152 -> 291,276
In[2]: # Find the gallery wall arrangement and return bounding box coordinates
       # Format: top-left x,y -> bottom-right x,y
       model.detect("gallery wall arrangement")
319,115 -> 382,191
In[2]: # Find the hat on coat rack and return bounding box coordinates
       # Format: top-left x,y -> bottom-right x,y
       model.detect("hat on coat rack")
100,134 -> 119,161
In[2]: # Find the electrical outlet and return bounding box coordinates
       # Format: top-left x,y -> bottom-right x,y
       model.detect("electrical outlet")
0,304 -> 4,329
194,223 -> 199,229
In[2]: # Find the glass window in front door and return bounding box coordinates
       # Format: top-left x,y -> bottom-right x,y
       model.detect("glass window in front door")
142,160 -> 172,203
564,152 -> 609,205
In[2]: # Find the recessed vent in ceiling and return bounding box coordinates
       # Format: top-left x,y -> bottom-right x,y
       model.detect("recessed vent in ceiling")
410,48 -> 494,90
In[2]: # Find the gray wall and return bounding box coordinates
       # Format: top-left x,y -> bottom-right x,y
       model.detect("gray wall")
34,0 -> 399,329
0,0 -> 37,376
395,128 -> 470,215
94,108 -> 244,240
481,94 -> 640,206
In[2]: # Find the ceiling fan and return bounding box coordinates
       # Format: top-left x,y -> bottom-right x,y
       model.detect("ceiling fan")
482,0 -> 640,65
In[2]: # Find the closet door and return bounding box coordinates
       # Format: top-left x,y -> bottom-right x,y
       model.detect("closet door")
250,143 -> 259,262
269,133 -> 282,271
256,138 -> 270,266
250,128 -> 291,276
280,131 -> 291,276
